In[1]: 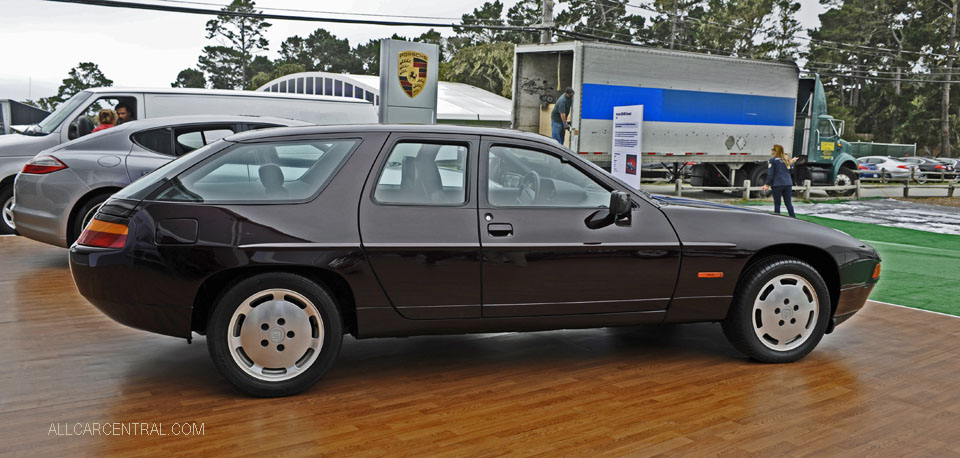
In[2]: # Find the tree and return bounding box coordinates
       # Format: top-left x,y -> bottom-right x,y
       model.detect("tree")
639,0 -> 706,50
171,68 -> 207,88
278,28 -> 363,74
442,42 -> 514,98
39,62 -> 113,109
248,63 -> 306,91
198,0 -> 271,90
556,0 -> 645,42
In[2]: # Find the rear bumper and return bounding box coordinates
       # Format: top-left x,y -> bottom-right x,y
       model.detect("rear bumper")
69,244 -> 193,339
12,170 -> 87,247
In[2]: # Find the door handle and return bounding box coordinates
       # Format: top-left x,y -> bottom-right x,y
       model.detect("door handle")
487,223 -> 513,237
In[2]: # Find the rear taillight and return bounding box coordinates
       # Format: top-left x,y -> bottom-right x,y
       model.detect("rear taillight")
935,165 -> 946,169
872,263 -> 881,280
858,164 -> 869,169
77,218 -> 128,249
22,155 -> 68,174
897,165 -> 908,169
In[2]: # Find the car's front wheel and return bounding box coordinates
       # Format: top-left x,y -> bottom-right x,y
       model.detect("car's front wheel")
1,184 -> 16,235
722,256 -> 831,363
207,273 -> 343,397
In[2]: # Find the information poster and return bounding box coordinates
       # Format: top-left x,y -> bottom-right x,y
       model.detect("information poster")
611,105 -> 643,190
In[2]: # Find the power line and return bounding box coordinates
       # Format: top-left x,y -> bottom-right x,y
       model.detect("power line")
151,0 -> 468,21
45,0 -> 545,31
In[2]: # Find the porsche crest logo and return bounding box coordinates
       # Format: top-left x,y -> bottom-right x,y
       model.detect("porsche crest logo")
398,51 -> 429,98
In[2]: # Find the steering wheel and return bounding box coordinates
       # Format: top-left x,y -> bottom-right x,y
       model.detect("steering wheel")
517,170 -> 540,205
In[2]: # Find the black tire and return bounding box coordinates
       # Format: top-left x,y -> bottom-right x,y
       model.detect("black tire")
827,167 -> 857,197
70,193 -> 111,245
0,184 -> 15,235
747,165 -> 767,198
207,273 -> 343,397
722,256 -> 831,363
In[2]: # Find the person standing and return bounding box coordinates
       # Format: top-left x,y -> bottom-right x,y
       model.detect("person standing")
551,87 -> 574,145
761,144 -> 799,218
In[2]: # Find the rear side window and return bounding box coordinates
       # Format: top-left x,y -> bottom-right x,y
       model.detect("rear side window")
155,139 -> 360,203
373,142 -> 468,205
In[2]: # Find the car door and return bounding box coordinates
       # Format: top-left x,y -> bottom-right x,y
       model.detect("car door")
359,133 -> 482,320
479,137 -> 681,318
126,123 -> 239,182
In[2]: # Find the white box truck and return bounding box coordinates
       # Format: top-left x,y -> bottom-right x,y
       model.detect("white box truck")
512,41 -> 861,194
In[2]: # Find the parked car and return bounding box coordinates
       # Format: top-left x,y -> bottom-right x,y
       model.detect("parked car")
13,115 -> 310,247
857,162 -> 881,179
0,86 -> 378,234
935,157 -> 960,182
899,156 -> 954,183
69,125 -> 881,397
856,156 -> 915,180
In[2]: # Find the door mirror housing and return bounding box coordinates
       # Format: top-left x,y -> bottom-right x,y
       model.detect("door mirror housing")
585,191 -> 632,229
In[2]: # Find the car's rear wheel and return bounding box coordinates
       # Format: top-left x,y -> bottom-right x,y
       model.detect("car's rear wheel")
207,273 -> 343,397
722,256 -> 830,363
1,185 -> 16,235
70,193 -> 112,245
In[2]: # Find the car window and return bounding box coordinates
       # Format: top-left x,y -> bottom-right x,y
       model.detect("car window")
175,128 -> 235,154
154,139 -> 360,203
487,145 -> 610,208
373,142 -> 468,205
132,128 -> 175,156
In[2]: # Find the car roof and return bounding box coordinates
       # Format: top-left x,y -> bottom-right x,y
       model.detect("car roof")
82,87 -> 371,104
103,115 -> 312,132
224,124 -> 557,145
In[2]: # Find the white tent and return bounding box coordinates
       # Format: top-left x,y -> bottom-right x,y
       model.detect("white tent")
257,72 -> 511,126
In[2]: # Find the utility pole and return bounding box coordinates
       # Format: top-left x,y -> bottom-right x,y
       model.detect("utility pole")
541,0 -> 554,44
669,0 -> 678,50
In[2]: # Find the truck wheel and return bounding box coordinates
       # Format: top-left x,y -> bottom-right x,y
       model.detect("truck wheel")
722,256 -> 831,363
0,185 -> 16,235
827,167 -> 857,197
207,273 -> 344,397
747,165 -> 767,198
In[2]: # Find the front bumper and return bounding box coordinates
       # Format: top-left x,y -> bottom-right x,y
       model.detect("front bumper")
70,244 -> 193,339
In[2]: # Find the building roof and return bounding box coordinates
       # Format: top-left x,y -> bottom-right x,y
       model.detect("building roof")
255,72 -> 512,123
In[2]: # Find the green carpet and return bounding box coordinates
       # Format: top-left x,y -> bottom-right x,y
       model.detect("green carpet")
798,215 -> 960,316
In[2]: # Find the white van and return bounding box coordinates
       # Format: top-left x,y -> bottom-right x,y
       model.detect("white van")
0,87 -> 378,233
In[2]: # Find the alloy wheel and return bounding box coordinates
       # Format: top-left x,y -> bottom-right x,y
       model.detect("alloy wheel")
227,288 -> 324,382
2,195 -> 15,231
751,274 -> 819,352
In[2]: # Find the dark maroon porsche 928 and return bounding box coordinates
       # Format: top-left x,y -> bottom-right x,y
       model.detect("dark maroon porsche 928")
69,125 -> 880,397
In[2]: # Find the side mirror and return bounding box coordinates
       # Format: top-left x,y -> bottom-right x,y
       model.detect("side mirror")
67,119 -> 79,140
585,191 -> 632,229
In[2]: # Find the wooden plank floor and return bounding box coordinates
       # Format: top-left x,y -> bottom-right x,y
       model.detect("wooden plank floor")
2,235 -> 960,457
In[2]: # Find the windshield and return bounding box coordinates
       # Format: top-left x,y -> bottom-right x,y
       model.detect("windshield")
36,91 -> 92,134
113,140 -> 230,201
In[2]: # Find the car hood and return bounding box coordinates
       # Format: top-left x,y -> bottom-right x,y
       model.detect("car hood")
656,195 -> 878,264
652,194 -> 764,213
0,132 -> 46,155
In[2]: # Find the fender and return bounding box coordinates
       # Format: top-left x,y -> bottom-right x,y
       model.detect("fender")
830,152 -> 858,182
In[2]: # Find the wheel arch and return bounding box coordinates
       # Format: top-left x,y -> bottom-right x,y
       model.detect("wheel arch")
66,187 -> 123,243
832,153 -> 859,180
0,174 -> 15,188
738,244 -> 840,318
191,265 -> 358,337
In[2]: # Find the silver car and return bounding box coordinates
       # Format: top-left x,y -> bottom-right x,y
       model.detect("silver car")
856,156 -> 917,180
12,115 -> 310,247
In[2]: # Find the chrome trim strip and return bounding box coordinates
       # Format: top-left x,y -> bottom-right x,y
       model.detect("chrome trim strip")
485,298 -> 671,307
482,242 -> 681,248
682,242 -> 738,248
363,242 -> 481,248
238,242 -> 360,249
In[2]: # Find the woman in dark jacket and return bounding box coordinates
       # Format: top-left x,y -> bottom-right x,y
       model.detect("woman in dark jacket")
761,144 -> 798,218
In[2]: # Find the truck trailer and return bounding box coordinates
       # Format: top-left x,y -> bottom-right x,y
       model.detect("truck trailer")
512,41 -> 859,194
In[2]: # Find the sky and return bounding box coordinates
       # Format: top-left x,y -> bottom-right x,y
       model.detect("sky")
0,0 -> 826,102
